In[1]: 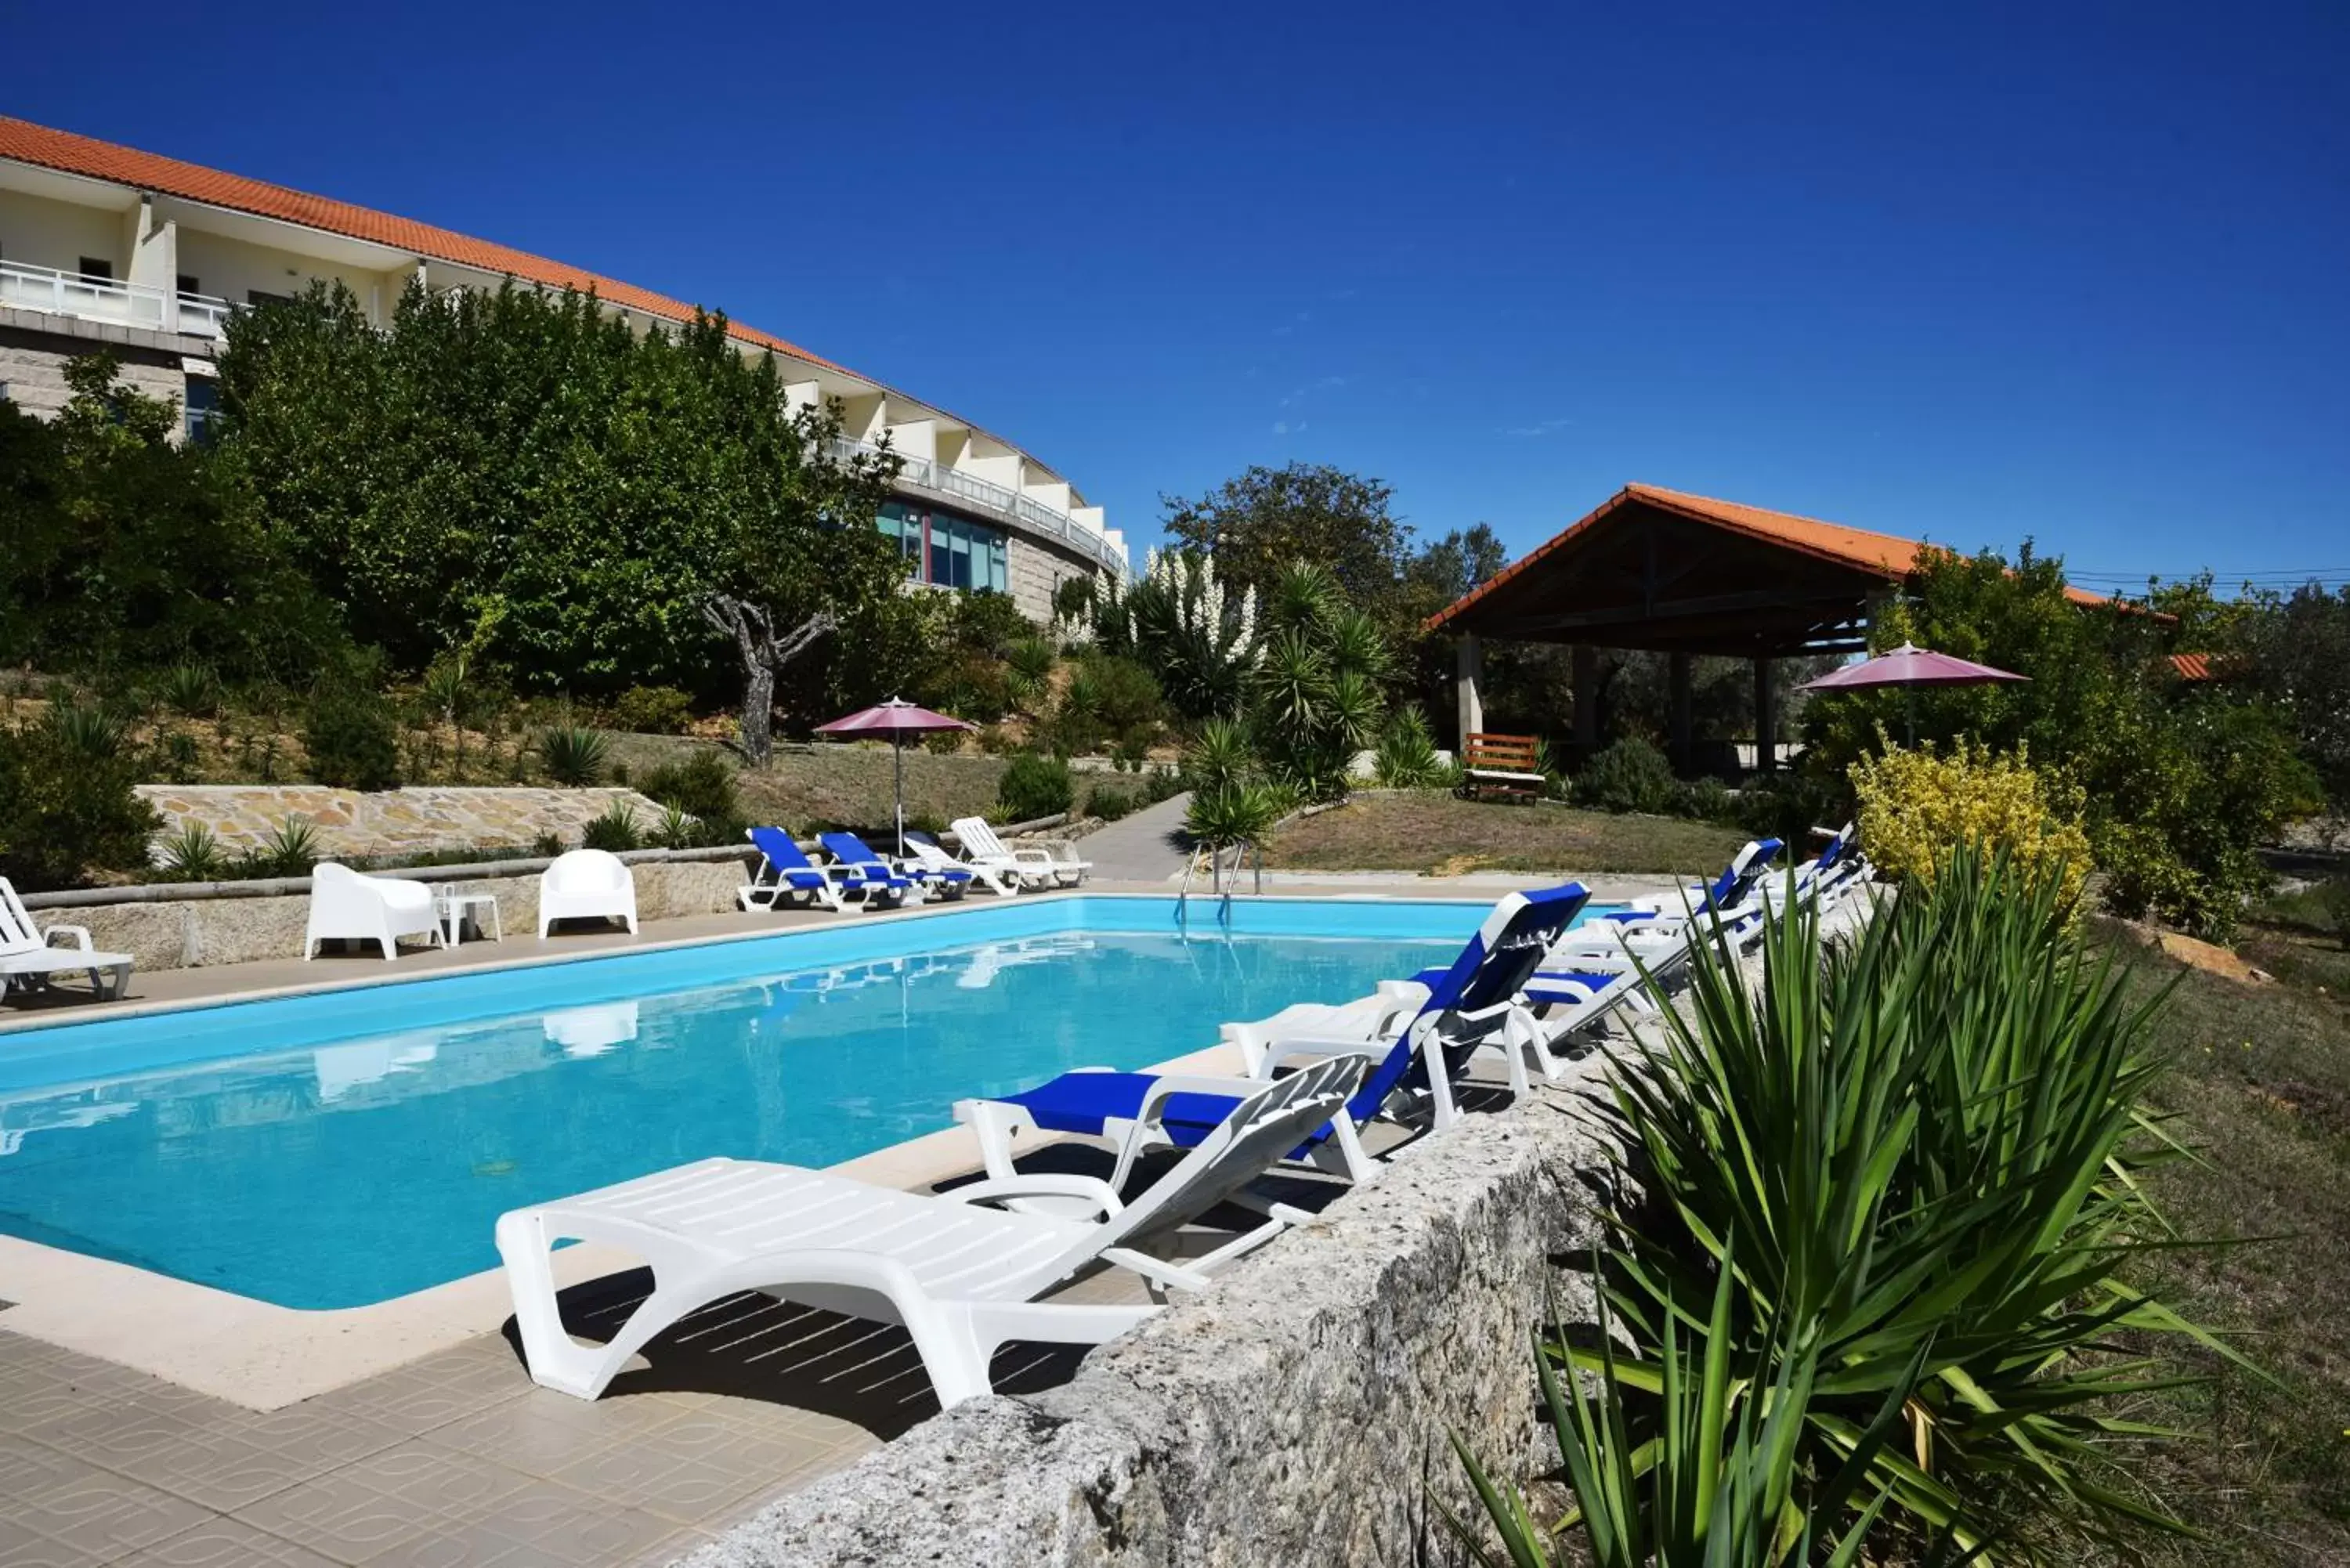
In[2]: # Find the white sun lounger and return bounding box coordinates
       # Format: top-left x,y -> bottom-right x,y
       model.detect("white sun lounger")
0,876 -> 134,1001
906,831 -> 1023,898
496,1054 -> 1364,1407
952,817 -> 1089,887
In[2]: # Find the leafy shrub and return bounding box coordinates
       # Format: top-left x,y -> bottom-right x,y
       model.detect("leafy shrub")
1733,766 -> 1851,847
157,662 -> 221,718
1183,716 -> 1255,797
1087,784 -> 1139,822
997,751 -> 1074,822
0,710 -> 161,890
154,728 -> 202,785
1372,706 -> 1446,788
537,726 -> 609,787
1672,775 -> 1733,822
1141,764 -> 1184,804
531,830 -> 564,858
1005,637 -> 1057,713
652,803 -> 696,851
1851,737 -> 2091,912
1574,736 -> 1676,814
1184,782 -> 1283,847
2323,878 -> 2350,948
975,724 -> 1022,757
157,822 -> 228,882
45,703 -> 128,762
635,750 -> 740,836
1086,655 -> 1163,744
580,801 -> 640,852
613,685 -> 694,735
303,689 -> 402,790
254,816 -> 321,877
935,655 -> 1014,725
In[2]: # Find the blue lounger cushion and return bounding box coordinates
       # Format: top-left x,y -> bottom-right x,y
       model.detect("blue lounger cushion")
993,1071 -> 1325,1151
748,828 -> 833,890
984,881 -> 1593,1151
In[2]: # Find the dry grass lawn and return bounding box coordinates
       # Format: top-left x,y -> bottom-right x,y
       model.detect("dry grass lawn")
1263,790 -> 1750,878
608,734 -> 1011,833
2099,905 -> 2350,1566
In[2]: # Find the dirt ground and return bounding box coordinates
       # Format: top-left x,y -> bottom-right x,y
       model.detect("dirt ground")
1263,790 -> 1751,877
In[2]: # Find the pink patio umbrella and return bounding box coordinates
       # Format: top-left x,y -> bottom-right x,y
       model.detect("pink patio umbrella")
1799,642 -> 2027,745
814,698 -> 976,854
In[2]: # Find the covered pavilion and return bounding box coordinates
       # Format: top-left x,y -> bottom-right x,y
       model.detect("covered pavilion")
1426,484 -> 2114,771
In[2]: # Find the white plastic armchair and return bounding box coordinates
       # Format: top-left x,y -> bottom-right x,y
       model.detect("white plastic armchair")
303,862 -> 443,961
539,849 -> 638,938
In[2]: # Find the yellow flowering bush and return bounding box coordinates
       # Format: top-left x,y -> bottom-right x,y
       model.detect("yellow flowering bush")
1850,736 -> 2092,912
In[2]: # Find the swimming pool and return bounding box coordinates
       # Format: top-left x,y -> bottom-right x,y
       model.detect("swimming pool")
0,896 -> 1568,1310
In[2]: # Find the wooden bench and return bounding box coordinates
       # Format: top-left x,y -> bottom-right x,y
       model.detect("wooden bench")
1459,732 -> 1546,800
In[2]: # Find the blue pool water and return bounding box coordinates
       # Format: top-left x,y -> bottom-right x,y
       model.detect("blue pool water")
0,896 -> 1542,1310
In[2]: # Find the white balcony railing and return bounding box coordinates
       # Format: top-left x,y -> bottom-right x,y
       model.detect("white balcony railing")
831,438 -> 1125,574
0,258 -> 233,340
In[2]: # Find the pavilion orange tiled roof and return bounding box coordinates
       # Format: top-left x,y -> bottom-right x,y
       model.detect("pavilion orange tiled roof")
0,115 -> 851,374
1428,482 -> 2124,630
2168,651 -> 2249,682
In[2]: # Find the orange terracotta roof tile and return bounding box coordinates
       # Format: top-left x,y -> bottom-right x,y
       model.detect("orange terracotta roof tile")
2168,652 -> 2249,682
1428,483 -> 2130,631
0,115 -> 851,375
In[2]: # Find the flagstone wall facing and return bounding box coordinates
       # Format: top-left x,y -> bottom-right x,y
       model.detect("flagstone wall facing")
136,785 -> 670,862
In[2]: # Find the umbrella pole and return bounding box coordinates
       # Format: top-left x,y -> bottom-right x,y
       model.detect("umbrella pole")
894,733 -> 906,857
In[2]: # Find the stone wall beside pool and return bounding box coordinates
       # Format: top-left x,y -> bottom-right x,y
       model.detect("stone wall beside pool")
27,857 -> 750,972
136,785 -> 671,862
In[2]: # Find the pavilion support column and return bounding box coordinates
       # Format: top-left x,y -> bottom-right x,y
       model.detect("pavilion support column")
1668,652 -> 1693,775
1455,634 -> 1484,753
1571,644 -> 1599,766
1753,656 -> 1777,775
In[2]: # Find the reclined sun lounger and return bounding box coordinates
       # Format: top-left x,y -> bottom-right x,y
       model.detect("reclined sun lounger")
497,1055 -> 1365,1407
1766,822 -> 1865,915
813,831 -> 919,908
0,876 -> 135,1001
956,884 -> 1590,1192
952,817 -> 1089,887
739,828 -> 885,913
906,831 -> 1023,898
822,830 -> 962,902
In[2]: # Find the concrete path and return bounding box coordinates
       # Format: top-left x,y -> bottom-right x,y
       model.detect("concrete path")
1075,790 -> 1195,883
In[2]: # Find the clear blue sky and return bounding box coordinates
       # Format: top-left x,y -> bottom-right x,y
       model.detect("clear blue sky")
13,0 -> 2347,587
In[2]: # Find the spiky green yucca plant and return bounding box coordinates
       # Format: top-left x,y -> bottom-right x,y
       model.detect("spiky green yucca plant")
1596,848 -> 2231,1559
1452,847 -> 2243,1566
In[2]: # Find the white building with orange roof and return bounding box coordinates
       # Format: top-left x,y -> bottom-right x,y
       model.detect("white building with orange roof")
0,115 -> 1124,617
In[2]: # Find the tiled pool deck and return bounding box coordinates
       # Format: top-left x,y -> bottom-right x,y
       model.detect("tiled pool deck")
0,874 -> 1665,1567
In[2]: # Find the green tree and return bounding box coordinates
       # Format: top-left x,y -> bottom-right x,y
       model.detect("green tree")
0,352 -> 347,683
1801,544 -> 2317,935
1159,463 -> 1409,612
215,281 -> 903,758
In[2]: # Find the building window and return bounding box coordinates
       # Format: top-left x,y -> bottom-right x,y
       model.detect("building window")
183,377 -> 219,444
879,504 -> 1007,594
78,256 -> 112,281
247,289 -> 291,308
176,273 -> 200,297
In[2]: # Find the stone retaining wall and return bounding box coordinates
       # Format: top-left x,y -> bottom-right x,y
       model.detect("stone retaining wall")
135,785 -> 669,861
31,858 -> 750,972
678,1079 -> 1618,1568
